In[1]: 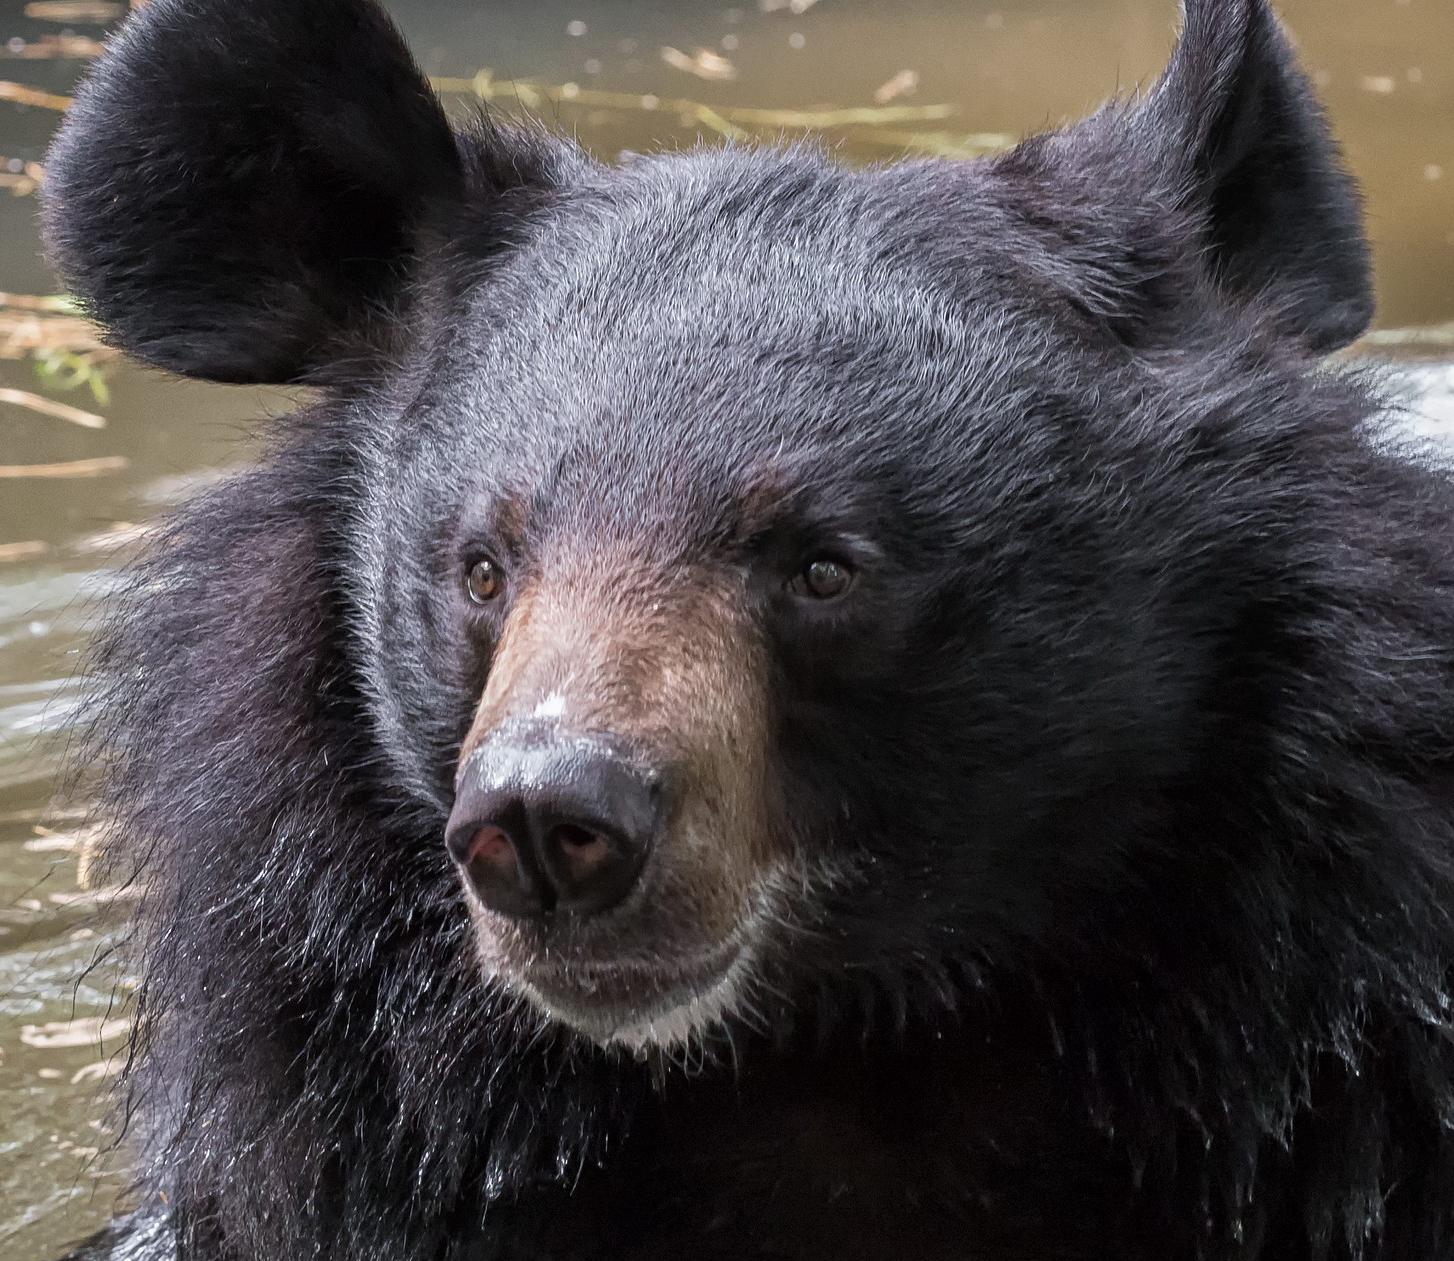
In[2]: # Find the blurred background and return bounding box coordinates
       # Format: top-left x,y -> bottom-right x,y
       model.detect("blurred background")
0,0 -> 1450,1254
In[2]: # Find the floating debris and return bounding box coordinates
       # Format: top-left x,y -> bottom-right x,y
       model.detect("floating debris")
0,540 -> 47,562
873,70 -> 920,105
0,80 -> 72,110
73,520 -> 147,554
1364,323 -> 1454,348
660,46 -> 738,82
19,1016 -> 130,1050
0,33 -> 105,60
72,1059 -> 123,1084
0,455 -> 129,479
0,157 -> 45,196
24,826 -> 85,853
845,127 -> 1014,159
434,70 -> 958,141
0,293 -> 110,380
0,292 -> 69,313
24,1 -> 125,20
0,804 -> 88,826
75,823 -> 105,889
48,886 -> 135,908
0,387 -> 106,428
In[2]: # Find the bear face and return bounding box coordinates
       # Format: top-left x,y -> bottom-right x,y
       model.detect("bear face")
46,1 -> 1454,1259
350,142 -> 1286,1050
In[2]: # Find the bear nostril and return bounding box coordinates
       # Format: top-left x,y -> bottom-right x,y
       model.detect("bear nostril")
455,823 -> 554,918
464,825 -> 516,875
547,823 -> 614,883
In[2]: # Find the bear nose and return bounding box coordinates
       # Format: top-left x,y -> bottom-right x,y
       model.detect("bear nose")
446,727 -> 661,919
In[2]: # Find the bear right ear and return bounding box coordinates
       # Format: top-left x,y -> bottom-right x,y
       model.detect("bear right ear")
1138,0 -> 1375,350
43,0 -> 559,385
996,0 -> 1373,353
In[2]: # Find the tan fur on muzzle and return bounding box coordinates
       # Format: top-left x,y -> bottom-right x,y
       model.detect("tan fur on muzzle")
457,556 -> 779,990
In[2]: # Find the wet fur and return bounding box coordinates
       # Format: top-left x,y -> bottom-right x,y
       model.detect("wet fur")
43,0 -> 1454,1257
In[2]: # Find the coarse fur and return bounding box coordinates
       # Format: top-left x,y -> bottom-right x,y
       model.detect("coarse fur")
41,0 -> 1454,1258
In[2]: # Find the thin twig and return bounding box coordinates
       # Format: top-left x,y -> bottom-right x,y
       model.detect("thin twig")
0,540 -> 48,562
0,386 -> 106,428
1363,323 -> 1454,348
0,173 -> 41,196
433,71 -> 957,134
0,296 -> 108,363
0,293 -> 72,312
0,34 -> 104,60
0,81 -> 72,111
843,127 -> 1015,158
0,456 -> 128,478
719,103 -> 958,128
24,1 -> 124,20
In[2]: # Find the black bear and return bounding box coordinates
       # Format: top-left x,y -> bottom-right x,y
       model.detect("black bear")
42,0 -> 1454,1257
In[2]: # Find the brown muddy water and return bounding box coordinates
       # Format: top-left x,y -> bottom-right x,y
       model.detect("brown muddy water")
0,0 -> 1451,1255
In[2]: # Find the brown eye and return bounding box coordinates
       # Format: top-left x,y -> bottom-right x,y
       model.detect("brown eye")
466,558 -> 504,605
791,558 -> 855,601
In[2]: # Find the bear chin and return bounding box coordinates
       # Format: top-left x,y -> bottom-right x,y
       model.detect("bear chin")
517,942 -> 758,1052
470,857 -> 817,1050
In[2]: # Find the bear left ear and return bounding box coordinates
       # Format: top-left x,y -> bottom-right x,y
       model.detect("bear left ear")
1140,0 -> 1374,350
42,0 -> 571,385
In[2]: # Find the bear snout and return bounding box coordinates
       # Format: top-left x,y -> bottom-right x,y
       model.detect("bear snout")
447,564 -> 786,1045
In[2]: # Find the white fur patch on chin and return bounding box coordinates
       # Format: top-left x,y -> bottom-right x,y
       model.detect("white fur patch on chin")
487,859 -> 850,1054
524,944 -> 758,1053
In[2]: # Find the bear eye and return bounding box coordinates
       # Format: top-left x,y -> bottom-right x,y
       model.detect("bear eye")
466,557 -> 505,605
790,558 -> 855,601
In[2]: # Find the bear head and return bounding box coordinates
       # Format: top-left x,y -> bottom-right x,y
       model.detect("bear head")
44,0 -> 1373,1054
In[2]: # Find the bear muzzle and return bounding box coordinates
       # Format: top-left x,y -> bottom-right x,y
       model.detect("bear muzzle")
445,565 -> 781,1046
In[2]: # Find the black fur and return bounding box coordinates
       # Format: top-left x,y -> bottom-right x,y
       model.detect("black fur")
43,0 -> 1454,1258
